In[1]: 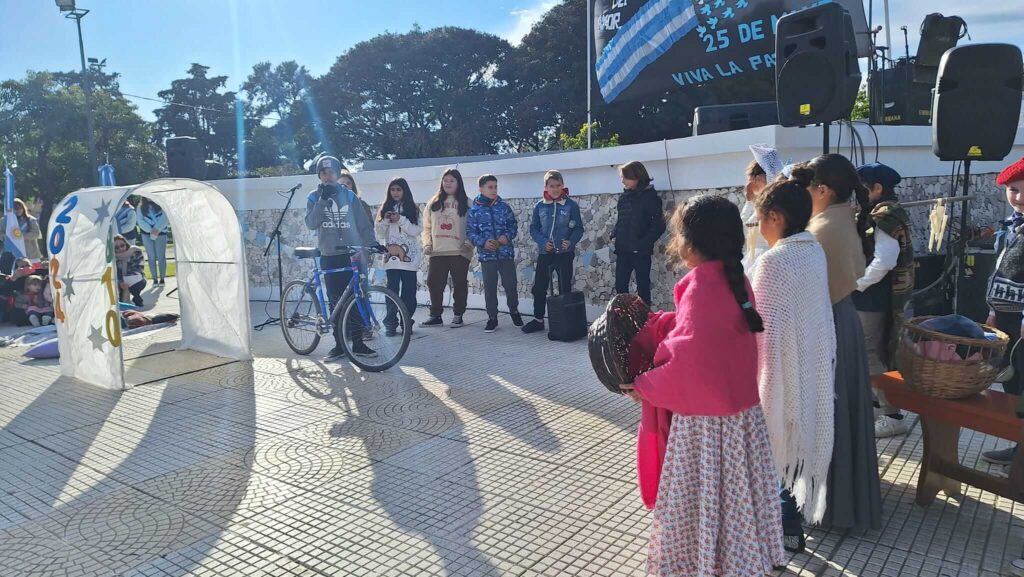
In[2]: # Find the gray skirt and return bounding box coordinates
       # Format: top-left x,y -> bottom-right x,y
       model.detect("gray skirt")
823,296 -> 883,533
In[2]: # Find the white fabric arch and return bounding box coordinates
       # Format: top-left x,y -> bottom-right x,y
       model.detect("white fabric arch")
47,178 -> 252,390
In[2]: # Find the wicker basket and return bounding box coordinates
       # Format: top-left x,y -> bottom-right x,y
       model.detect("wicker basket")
896,316 -> 1009,399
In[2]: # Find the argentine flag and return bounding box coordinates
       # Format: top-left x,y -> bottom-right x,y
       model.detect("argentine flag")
3,167 -> 26,260
596,0 -> 700,103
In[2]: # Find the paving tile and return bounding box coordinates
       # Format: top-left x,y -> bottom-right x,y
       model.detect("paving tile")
132,457 -> 307,525
219,435 -> 374,490
0,441 -> 126,529
3,301 -> 1024,575
120,530 -> 325,576
284,412 -> 431,460
40,487 -> 223,574
0,520 -> 114,576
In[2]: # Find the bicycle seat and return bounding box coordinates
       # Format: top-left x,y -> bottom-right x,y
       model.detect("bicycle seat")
294,247 -> 321,259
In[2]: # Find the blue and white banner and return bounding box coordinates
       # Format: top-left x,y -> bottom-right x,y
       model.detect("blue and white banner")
593,0 -> 868,104
3,167 -> 26,259
596,0 -> 700,103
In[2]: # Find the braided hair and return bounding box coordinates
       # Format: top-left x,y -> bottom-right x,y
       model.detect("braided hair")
755,177 -> 813,238
670,195 -> 764,333
807,154 -> 873,260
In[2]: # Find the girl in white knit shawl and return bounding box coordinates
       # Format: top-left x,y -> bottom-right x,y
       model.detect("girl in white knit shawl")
752,177 -> 837,553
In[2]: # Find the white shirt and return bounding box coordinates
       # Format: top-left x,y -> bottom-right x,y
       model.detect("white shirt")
740,201 -> 770,280
856,228 -> 899,293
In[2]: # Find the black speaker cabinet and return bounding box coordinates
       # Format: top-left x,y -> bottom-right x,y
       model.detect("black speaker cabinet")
917,13 -> 966,68
775,3 -> 861,127
165,136 -> 206,179
873,62 -> 934,126
932,43 -> 1024,162
693,102 -> 778,136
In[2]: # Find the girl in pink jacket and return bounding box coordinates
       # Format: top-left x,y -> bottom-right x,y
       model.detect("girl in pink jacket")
623,195 -> 784,576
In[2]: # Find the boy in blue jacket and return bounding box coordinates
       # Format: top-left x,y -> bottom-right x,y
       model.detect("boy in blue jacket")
523,170 -> 584,334
467,175 -> 522,332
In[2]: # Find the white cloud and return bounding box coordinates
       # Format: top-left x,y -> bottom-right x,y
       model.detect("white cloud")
504,1 -> 559,46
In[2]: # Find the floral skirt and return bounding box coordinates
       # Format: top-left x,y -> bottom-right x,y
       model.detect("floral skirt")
648,406 -> 784,577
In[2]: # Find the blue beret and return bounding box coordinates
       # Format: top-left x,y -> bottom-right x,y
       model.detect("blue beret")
856,162 -> 902,189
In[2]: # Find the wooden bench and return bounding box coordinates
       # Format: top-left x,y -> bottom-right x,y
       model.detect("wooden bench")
873,372 -> 1023,506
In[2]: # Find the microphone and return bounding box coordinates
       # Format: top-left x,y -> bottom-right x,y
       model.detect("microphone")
287,183 -> 302,193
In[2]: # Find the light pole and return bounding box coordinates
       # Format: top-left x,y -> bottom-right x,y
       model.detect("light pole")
586,0 -> 592,149
56,0 -> 98,186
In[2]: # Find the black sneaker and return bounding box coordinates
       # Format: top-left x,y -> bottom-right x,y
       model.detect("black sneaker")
421,317 -> 443,328
451,315 -> 464,327
323,346 -> 346,362
485,318 -> 498,333
385,327 -> 397,337
351,342 -> 378,358
132,295 -> 144,307
522,319 -> 545,334
783,533 -> 806,554
981,446 -> 1017,465
510,312 -> 524,327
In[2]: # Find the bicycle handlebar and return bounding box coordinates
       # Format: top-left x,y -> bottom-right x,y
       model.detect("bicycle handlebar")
334,244 -> 388,254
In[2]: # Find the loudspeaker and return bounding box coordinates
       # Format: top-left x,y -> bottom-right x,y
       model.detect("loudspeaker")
204,160 -> 226,181
872,62 -> 934,126
932,43 -> 1024,161
693,102 -> 778,136
775,3 -> 861,127
917,13 -> 967,68
165,136 -> 206,179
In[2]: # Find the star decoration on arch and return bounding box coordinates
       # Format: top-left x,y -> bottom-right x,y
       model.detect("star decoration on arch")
62,275 -> 76,299
93,199 -> 112,223
87,325 -> 106,351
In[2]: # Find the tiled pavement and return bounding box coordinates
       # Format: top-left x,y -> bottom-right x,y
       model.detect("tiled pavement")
0,281 -> 1022,576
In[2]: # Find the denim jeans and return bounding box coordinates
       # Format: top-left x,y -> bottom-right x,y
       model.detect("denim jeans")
385,269 -> 417,328
141,233 -> 168,280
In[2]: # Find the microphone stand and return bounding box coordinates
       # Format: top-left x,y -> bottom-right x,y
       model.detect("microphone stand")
255,183 -> 301,330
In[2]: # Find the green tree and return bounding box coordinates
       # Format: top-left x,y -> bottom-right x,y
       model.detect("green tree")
316,26 -> 516,162
851,86 -> 870,121
240,61 -> 316,174
502,0 -> 589,151
0,70 -> 163,232
558,122 -> 620,150
154,63 -> 239,164
505,0 -> 699,149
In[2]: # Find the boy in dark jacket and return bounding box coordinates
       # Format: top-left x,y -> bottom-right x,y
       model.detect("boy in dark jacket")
467,175 -> 521,332
611,161 -> 666,305
523,170 -> 585,334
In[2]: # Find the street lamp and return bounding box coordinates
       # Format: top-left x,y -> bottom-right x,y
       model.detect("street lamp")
56,0 -> 98,186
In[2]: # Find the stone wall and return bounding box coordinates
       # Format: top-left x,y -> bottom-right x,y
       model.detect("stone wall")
241,172 -> 1005,312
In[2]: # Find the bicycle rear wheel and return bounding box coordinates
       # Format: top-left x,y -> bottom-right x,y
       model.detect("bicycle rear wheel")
337,286 -> 412,371
280,279 -> 323,355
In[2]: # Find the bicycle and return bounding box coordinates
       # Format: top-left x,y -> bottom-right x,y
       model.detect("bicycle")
280,245 -> 412,372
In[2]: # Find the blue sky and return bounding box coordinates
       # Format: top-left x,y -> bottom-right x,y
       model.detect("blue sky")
0,0 -> 559,120
0,0 -> 1020,122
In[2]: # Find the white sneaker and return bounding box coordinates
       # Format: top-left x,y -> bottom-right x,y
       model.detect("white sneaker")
29,315 -> 40,327
875,415 -> 909,438
1009,557 -> 1024,577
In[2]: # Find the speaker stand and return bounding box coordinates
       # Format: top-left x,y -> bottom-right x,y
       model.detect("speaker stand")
822,122 -> 830,155
953,159 -> 972,315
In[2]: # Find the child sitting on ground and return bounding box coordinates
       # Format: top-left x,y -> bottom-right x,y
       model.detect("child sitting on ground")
16,275 -> 53,326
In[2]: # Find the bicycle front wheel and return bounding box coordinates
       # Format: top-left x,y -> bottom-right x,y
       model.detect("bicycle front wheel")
280,279 -> 323,355
337,286 -> 412,372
